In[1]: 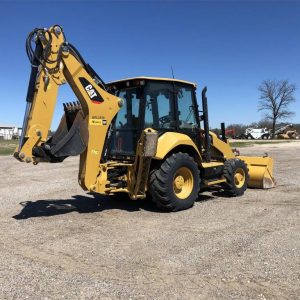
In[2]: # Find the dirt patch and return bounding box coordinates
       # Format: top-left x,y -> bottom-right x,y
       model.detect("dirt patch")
0,143 -> 299,299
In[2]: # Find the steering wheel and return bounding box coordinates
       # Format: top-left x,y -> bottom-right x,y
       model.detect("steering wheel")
159,115 -> 171,125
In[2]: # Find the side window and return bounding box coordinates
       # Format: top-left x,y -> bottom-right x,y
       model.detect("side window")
115,90 -> 127,129
145,95 -> 154,127
115,89 -> 140,129
157,92 -> 172,128
177,86 -> 197,129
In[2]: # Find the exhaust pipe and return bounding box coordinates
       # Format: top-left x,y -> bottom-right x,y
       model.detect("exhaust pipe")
221,122 -> 227,142
201,87 -> 211,162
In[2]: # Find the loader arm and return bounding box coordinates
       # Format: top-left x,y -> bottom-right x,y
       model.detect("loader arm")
14,25 -> 122,191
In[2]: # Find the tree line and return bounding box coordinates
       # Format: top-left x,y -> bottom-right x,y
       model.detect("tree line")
212,79 -> 297,138
211,121 -> 300,137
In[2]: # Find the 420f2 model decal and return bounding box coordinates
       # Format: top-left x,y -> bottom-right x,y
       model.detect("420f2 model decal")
79,77 -> 104,104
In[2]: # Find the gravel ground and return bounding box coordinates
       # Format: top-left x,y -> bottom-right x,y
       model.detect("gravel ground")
0,141 -> 299,299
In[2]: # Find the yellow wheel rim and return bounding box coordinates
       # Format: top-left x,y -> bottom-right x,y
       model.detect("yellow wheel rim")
234,168 -> 246,188
173,167 -> 194,199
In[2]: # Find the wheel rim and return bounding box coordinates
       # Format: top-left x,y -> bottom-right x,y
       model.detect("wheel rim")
173,167 -> 194,199
234,168 -> 246,188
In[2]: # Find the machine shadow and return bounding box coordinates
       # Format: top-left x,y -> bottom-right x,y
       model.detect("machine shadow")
13,191 -> 220,220
13,193 -> 161,220
196,194 -> 215,202
197,186 -> 232,201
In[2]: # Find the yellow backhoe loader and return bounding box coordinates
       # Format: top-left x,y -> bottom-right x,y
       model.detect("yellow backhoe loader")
14,25 -> 275,211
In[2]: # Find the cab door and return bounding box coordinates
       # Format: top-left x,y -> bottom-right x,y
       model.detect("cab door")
110,87 -> 141,157
174,84 -> 200,138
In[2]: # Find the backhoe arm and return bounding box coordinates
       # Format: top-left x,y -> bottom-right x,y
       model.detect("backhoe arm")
14,25 -> 123,191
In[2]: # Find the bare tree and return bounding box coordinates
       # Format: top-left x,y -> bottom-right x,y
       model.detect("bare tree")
257,118 -> 273,129
258,80 -> 296,137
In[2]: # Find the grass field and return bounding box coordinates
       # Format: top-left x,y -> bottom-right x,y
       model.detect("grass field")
0,139 -> 19,155
229,140 -> 294,148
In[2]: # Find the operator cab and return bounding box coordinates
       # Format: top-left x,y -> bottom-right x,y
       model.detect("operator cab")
107,77 -> 200,160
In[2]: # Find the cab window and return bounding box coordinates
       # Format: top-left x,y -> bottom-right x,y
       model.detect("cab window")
110,87 -> 141,155
144,82 -> 175,129
115,89 -> 140,129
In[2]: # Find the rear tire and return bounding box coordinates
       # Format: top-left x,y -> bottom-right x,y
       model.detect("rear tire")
223,159 -> 249,196
149,152 -> 200,212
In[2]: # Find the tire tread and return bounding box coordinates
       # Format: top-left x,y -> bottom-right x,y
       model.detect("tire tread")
149,152 -> 200,212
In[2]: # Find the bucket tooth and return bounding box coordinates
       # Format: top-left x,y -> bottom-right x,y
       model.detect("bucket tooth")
76,101 -> 82,110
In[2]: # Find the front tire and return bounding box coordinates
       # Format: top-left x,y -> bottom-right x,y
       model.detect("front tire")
149,152 -> 200,212
223,159 -> 249,196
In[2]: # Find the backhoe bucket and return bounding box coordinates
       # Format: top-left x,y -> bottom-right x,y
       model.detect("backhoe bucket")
32,102 -> 88,162
239,156 -> 275,189
48,102 -> 88,157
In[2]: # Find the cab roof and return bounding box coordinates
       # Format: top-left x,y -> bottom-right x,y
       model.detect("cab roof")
107,76 -> 197,88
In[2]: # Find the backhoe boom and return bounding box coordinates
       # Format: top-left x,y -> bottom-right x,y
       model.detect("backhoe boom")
14,25 -> 122,192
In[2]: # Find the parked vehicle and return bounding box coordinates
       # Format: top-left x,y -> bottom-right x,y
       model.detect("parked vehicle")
274,124 -> 299,139
244,128 -> 270,140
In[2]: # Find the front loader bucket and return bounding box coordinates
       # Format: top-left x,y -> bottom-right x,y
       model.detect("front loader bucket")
239,156 -> 275,189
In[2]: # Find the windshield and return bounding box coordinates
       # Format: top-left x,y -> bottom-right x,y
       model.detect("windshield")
144,82 -> 176,129
144,81 -> 197,130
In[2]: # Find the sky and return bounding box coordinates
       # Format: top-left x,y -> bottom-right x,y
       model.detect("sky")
0,0 -> 299,129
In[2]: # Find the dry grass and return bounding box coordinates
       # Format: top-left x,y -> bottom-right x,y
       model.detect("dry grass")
0,139 -> 18,155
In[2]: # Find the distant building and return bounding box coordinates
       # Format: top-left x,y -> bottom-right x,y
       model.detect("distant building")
0,125 -> 22,140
